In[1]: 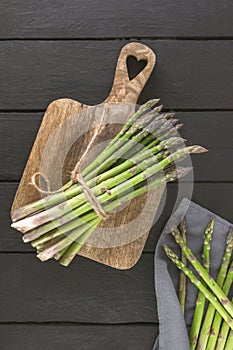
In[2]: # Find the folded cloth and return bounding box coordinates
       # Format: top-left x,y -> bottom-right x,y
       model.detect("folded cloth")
153,198 -> 233,350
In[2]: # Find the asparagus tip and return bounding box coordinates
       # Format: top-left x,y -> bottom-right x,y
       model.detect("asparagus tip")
154,104 -> 163,113
180,217 -> 186,229
226,228 -> 233,248
174,123 -> 183,131
188,145 -> 208,154
163,244 -> 179,262
206,218 -> 215,233
164,112 -> 175,119
179,218 -> 187,242
139,98 -> 160,111
171,228 -> 181,239
203,218 -> 215,247
170,118 -> 179,125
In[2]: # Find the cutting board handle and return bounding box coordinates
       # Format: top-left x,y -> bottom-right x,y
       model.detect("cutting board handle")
106,42 -> 156,104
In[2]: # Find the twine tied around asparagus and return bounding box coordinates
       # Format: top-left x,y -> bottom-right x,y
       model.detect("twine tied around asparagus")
30,105 -> 110,220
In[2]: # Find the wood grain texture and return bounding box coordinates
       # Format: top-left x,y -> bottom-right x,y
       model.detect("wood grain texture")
0,324 -> 158,350
0,0 -> 233,38
1,112 -> 232,181
1,40 -> 233,110
11,42 -> 163,269
3,183 -> 233,252
0,253 -> 157,323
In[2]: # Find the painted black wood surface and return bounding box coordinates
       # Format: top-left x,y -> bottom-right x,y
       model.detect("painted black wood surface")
1,1 -> 233,349
1,40 -> 233,109
1,0 -> 233,38
0,324 -> 158,350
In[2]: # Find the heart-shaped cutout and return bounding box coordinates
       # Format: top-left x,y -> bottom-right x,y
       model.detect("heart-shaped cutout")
127,56 -> 147,81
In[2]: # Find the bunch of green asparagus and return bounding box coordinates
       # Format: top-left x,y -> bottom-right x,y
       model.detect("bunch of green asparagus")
164,219 -> 233,349
11,99 -> 207,267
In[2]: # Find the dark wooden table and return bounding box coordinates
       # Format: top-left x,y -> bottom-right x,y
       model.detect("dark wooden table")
1,1 -> 233,349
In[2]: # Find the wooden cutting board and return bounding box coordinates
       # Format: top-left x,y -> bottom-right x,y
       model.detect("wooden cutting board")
11,42 -> 165,269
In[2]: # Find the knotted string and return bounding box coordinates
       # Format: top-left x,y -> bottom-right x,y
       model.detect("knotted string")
30,105 -> 110,220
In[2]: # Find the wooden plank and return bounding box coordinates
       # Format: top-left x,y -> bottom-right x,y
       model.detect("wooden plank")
1,41 -> 233,110
0,324 -> 158,350
0,114 -> 41,181
0,253 -> 157,323
2,183 -> 233,252
0,0 -> 233,38
1,183 -> 25,251
1,112 -> 232,181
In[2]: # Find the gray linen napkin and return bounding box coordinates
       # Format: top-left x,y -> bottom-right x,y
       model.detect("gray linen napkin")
153,198 -> 233,350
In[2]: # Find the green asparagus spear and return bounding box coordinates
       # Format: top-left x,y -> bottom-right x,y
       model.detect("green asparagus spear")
24,146 -> 205,249
14,137 -> 182,233
178,218 -> 187,315
171,228 -> 233,319
223,327 -> 233,350
215,304 -> 233,349
37,167 -> 192,262
197,228 -> 233,350
11,101 -> 164,221
58,167 -> 191,266
207,261 -> 233,349
163,245 -> 233,330
189,219 -> 214,349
